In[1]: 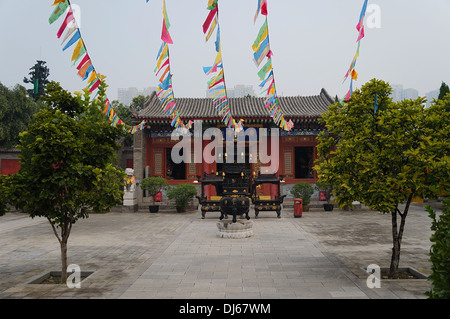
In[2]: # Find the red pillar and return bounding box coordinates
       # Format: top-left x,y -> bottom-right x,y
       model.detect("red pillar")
202,139 -> 213,199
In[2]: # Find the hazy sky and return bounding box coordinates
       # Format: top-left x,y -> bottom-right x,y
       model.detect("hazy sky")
1,0 -> 449,102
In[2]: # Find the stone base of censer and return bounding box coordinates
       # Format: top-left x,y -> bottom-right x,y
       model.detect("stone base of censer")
216,220 -> 254,239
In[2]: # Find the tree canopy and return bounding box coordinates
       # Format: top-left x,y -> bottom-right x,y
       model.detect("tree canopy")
23,60 -> 50,101
8,79 -> 127,281
130,95 -> 149,112
315,79 -> 449,278
0,82 -> 41,149
438,81 -> 450,101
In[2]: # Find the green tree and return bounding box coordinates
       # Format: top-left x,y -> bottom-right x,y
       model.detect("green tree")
112,100 -> 133,126
315,79 -> 449,279
0,175 -> 10,216
130,95 -> 149,111
0,83 -> 41,149
438,82 -> 450,100
23,60 -> 50,101
8,79 -> 127,282
426,197 -> 450,299
167,183 -> 197,212
111,100 -> 133,146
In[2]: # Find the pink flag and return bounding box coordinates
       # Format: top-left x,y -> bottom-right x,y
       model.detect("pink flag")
57,10 -> 74,38
156,59 -> 170,76
344,88 -> 352,101
161,21 -> 173,44
203,7 -> 218,34
356,18 -> 364,32
357,26 -> 365,42
76,54 -> 90,70
207,63 -> 218,75
261,0 -> 268,15
209,78 -> 224,89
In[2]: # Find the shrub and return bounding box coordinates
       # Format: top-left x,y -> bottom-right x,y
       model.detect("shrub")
425,197 -> 450,299
315,181 -> 334,203
167,183 -> 197,211
290,182 -> 314,205
140,177 -> 169,203
0,175 -> 9,216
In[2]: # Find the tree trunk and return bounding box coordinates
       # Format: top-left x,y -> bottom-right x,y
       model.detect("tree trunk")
389,195 -> 412,279
49,217 -> 72,283
59,220 -> 72,283
60,239 -> 68,283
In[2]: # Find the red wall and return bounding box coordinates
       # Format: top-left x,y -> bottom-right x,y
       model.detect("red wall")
1,159 -> 20,175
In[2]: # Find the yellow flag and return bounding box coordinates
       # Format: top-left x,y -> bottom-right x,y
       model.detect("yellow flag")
252,29 -> 268,52
71,39 -> 84,62
156,44 -> 168,69
87,71 -> 97,84
214,50 -> 222,66
212,89 -> 226,99
206,18 -> 217,41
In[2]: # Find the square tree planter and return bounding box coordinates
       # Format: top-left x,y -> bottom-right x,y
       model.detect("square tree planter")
27,270 -> 95,285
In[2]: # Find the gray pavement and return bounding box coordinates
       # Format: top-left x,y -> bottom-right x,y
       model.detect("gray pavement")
0,202 -> 439,299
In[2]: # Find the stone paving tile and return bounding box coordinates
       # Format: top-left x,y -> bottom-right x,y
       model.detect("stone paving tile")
0,204 -> 435,299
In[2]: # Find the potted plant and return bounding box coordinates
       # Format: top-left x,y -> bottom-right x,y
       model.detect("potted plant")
315,181 -> 334,211
167,183 -> 197,213
140,177 -> 169,213
290,182 -> 314,211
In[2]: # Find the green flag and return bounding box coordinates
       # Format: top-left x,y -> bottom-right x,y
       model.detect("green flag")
49,2 -> 70,25
253,18 -> 268,51
258,58 -> 273,80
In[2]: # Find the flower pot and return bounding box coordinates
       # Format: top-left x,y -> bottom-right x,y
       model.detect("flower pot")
149,205 -> 159,213
176,206 -> 186,213
303,204 -> 310,212
323,203 -> 334,211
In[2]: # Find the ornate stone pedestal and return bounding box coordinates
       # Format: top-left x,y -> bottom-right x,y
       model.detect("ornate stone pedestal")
122,192 -> 138,213
216,220 -> 254,239
122,168 -> 138,213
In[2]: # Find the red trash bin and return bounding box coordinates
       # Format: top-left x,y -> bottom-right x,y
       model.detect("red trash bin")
319,191 -> 327,201
294,198 -> 303,218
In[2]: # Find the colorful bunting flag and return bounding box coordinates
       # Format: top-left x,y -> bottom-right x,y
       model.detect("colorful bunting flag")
252,1 -> 292,131
154,0 -> 189,135
341,0 -> 369,104
48,0 -> 146,134
203,0 -> 243,132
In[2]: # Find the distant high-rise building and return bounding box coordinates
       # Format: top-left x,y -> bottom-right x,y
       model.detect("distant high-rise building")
390,84 -> 404,102
425,89 -> 439,107
206,84 -> 255,98
402,88 -> 419,100
118,87 -> 157,105
234,85 -> 255,97
390,85 -> 419,102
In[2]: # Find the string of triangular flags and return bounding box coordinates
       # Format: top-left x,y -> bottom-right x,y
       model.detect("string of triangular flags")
48,0 -> 146,134
153,0 -> 191,134
340,0 -> 368,105
253,0 -> 293,131
202,0 -> 244,133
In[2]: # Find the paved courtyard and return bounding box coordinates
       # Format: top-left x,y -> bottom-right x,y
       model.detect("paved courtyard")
0,202 -> 438,299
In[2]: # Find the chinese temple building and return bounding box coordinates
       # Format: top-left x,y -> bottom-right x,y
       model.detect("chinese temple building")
132,89 -> 336,207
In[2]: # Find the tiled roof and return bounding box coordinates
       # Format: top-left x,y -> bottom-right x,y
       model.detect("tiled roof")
134,89 -> 336,120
